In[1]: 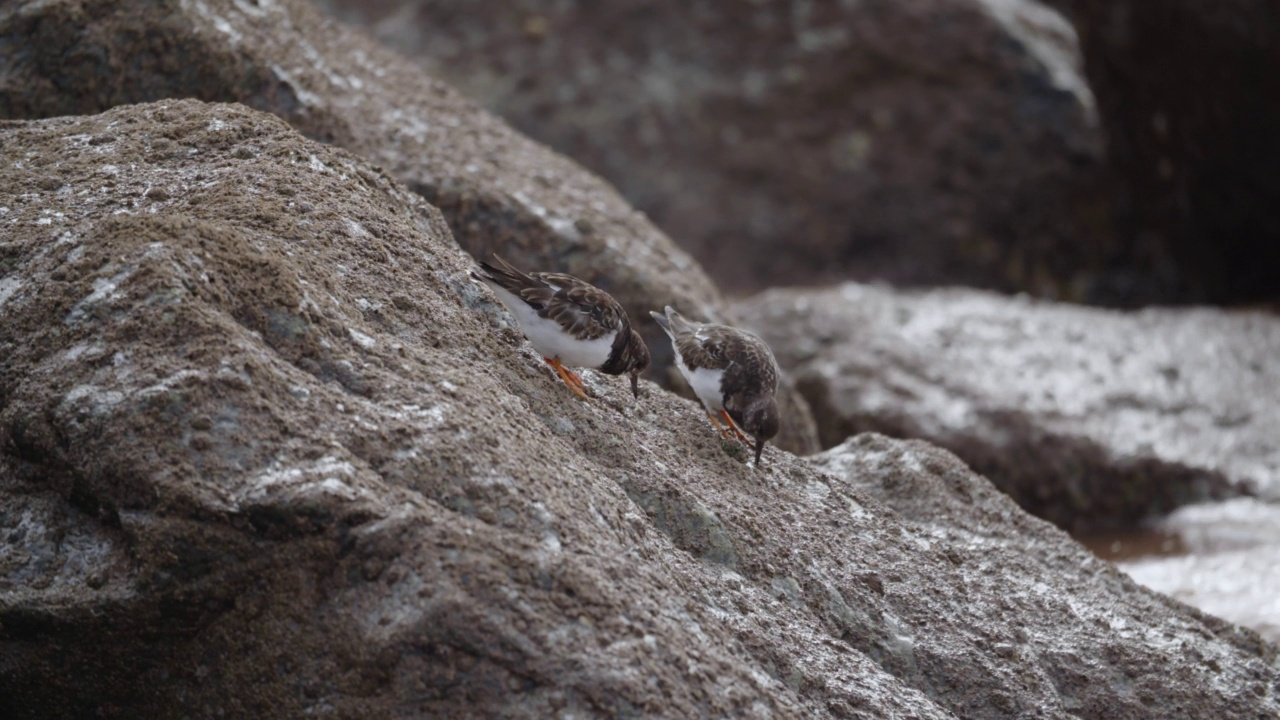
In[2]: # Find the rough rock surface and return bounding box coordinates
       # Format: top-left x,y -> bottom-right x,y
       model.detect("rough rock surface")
316,0 -> 1130,302
0,0 -> 819,454
1046,0 -> 1280,303
4,101 -> 1278,719
735,283 -> 1280,533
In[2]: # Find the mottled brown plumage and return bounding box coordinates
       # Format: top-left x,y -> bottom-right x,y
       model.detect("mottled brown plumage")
651,306 -> 781,464
472,255 -> 650,398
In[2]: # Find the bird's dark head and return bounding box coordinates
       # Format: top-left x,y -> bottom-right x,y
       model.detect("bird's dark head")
627,328 -> 650,397
742,396 -> 780,464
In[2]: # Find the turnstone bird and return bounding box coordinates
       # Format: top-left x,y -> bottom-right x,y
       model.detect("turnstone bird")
472,255 -> 650,399
650,306 -> 780,465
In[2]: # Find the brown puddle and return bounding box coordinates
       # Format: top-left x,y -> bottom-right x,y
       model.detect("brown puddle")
1075,527 -> 1188,562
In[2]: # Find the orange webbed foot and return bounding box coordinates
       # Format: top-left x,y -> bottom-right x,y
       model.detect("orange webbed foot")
546,357 -> 590,399
719,410 -> 750,443
705,410 -> 734,440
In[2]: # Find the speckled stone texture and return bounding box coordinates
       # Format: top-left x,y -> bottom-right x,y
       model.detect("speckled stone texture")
1,101 -> 1277,719
315,0 -> 1138,303
734,283 -> 1280,533
0,0 -> 820,455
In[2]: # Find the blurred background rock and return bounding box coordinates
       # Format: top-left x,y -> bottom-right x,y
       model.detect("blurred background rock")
316,0 -> 1280,307
1046,0 -> 1280,305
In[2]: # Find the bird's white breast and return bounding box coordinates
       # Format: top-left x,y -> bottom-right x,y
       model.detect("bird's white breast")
487,283 -> 616,368
673,347 -> 725,411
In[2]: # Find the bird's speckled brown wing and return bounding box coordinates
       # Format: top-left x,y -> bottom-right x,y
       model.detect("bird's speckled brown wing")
475,255 -> 626,342
528,272 -> 626,341
674,323 -> 779,401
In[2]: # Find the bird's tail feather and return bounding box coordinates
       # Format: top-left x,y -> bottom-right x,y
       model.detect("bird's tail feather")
474,254 -> 533,292
649,307 -> 673,335
660,305 -> 696,334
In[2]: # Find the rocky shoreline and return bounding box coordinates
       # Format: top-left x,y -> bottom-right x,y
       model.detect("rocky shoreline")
2,0 -> 1278,717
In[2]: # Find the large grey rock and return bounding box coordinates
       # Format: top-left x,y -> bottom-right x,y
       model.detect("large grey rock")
315,0 -> 1134,303
735,283 -> 1280,532
3,101 -> 1277,719
0,0 -> 819,455
1046,0 -> 1280,304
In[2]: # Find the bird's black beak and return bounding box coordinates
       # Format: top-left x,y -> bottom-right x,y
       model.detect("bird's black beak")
754,437 -> 765,465
630,372 -> 640,398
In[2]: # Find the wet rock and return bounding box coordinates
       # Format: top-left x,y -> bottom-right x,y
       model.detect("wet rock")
2,101 -> 1277,719
316,0 -> 1129,302
1046,0 -> 1280,304
1118,498 -> 1280,644
735,283 -> 1280,532
0,0 -> 818,454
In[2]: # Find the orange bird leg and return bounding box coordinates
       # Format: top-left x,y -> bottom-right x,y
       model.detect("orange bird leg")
719,410 -> 750,443
705,410 -> 734,440
544,357 -> 589,399
560,366 -> 588,393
